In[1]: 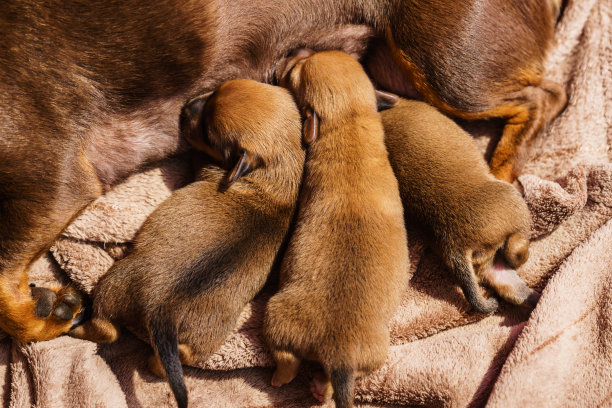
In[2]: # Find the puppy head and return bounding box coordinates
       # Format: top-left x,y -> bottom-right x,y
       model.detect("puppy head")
182,79 -> 302,184
279,50 -> 379,136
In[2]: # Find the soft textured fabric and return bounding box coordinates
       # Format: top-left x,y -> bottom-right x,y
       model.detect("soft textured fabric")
1,0 -> 610,406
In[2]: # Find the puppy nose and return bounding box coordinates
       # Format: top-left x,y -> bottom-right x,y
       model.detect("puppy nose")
276,48 -> 315,84
289,48 -> 314,59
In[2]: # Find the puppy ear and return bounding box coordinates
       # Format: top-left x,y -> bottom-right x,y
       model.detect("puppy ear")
375,90 -> 400,111
180,92 -> 213,151
303,108 -> 319,144
226,149 -> 259,184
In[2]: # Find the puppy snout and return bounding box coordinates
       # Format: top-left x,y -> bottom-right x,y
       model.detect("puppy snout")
276,48 -> 314,84
290,48 -> 315,60
503,233 -> 530,268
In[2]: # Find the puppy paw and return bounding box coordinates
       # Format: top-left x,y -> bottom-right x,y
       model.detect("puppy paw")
270,350 -> 300,386
489,162 -> 516,184
310,371 -> 332,403
68,317 -> 118,343
474,297 -> 499,314
271,371 -> 289,387
148,354 -> 167,378
487,256 -> 540,309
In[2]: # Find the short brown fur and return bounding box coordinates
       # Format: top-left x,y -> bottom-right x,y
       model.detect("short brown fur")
69,80 -> 305,408
382,99 -> 539,313
264,50 -> 409,408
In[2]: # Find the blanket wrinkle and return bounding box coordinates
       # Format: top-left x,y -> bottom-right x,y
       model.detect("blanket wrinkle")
486,217 -> 612,407
0,0 -> 610,406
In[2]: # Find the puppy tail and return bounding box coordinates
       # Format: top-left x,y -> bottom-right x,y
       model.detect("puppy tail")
330,366 -> 355,408
150,311 -> 188,408
502,232 -> 529,269
450,255 -> 499,314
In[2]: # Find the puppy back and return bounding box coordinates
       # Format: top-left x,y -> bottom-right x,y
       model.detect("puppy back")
382,99 -> 529,247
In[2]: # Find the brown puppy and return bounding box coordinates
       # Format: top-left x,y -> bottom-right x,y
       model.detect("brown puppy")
264,50 -> 408,408
1,0 -> 563,342
70,79 -> 305,408
382,99 -> 539,313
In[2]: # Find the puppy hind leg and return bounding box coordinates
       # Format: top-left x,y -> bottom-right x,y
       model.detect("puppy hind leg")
484,256 -> 540,308
449,254 -> 499,314
148,352 -> 166,379
0,151 -> 103,342
148,344 -> 194,379
68,317 -> 119,343
310,371 -> 333,403
270,350 -> 301,387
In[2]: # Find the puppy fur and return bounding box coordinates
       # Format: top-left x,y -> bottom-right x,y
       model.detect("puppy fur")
1,0 -> 563,342
69,80 -> 305,408
382,99 -> 539,313
264,50 -> 409,408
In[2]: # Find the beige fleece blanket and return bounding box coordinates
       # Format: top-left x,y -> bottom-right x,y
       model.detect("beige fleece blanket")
1,0 -> 611,406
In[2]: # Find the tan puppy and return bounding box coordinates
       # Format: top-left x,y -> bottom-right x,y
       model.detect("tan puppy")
70,79 -> 305,408
382,99 -> 539,313
264,50 -> 409,408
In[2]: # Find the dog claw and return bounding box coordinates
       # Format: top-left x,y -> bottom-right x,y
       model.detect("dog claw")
52,303 -> 74,321
70,304 -> 90,329
31,287 -> 57,318
62,293 -> 82,308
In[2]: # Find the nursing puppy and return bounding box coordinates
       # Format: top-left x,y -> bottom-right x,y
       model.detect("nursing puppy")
70,79 -> 305,408
382,99 -> 539,313
264,50 -> 408,408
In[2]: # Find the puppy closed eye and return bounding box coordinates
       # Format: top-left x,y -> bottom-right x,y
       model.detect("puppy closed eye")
225,149 -> 262,184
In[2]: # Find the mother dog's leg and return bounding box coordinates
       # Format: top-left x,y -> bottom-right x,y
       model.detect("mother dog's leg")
375,0 -> 567,182
0,135 -> 102,342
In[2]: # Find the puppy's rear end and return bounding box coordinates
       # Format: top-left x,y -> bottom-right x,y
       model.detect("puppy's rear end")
382,99 -> 536,313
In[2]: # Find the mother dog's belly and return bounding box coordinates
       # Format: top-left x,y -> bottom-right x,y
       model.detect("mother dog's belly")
85,97 -> 188,185
84,24 -> 378,186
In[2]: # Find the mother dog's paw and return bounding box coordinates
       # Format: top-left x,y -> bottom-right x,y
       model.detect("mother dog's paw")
30,284 -> 83,322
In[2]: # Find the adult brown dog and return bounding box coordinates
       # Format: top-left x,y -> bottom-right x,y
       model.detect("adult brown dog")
264,50 -> 408,408
70,79 -> 305,408
383,99 -> 538,314
0,0 -> 564,342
